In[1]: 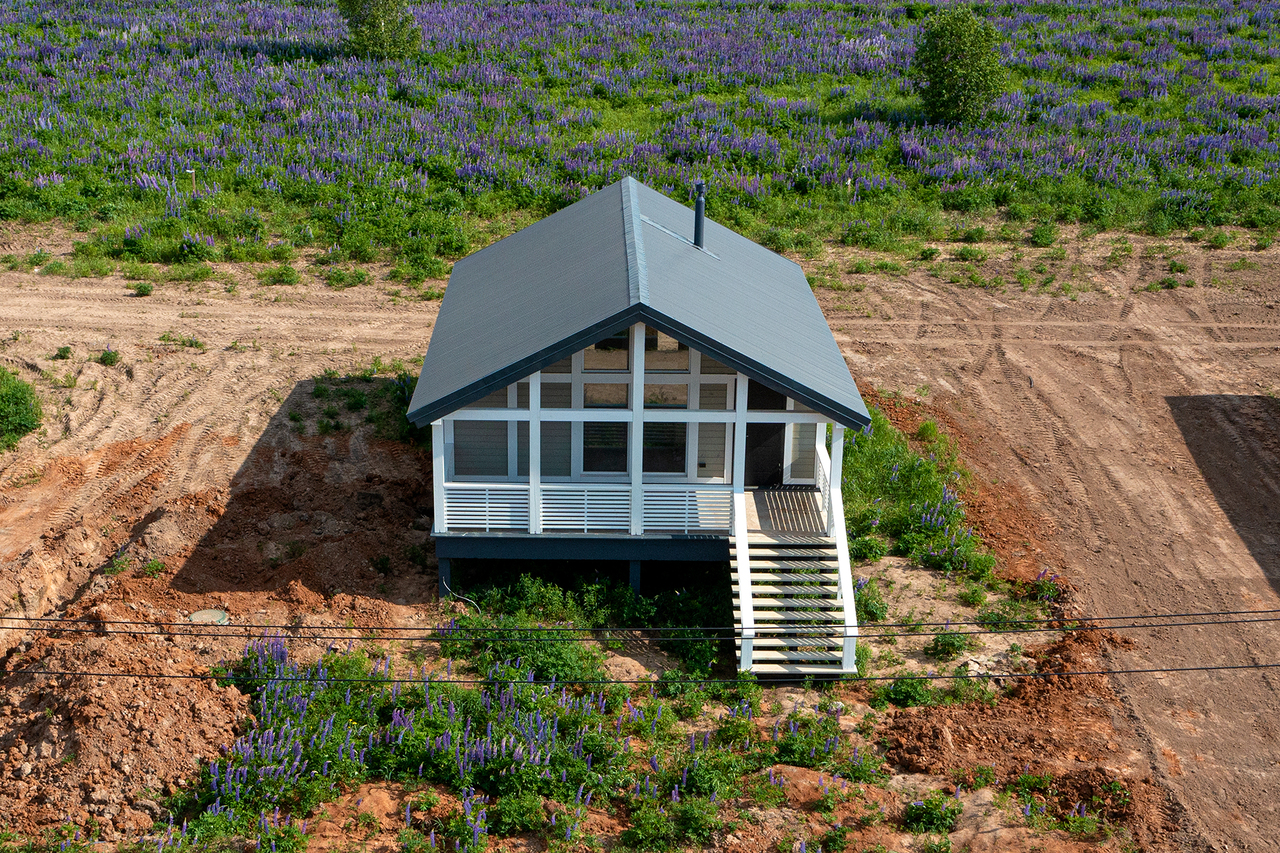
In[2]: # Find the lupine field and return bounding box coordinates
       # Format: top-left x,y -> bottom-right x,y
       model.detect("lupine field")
5,0 -> 1280,276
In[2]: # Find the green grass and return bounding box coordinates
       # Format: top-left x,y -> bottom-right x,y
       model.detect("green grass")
0,368 -> 42,451
843,407 -> 995,582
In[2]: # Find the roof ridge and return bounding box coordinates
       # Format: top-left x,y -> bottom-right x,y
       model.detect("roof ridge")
621,177 -> 649,306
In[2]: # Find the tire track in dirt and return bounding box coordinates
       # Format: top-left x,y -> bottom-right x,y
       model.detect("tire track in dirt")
822,263 -> 1280,852
0,267 -> 438,644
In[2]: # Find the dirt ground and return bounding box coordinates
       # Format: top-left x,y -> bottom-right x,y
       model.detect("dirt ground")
1,222 -> 1277,850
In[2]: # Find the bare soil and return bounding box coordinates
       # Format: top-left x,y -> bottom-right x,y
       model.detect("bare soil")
1,224 -> 1277,850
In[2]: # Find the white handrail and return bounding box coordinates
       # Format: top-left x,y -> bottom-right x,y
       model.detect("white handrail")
732,491 -> 755,671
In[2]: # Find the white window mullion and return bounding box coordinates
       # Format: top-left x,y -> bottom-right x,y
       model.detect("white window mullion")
629,323 -> 645,534
571,350 -> 584,478
687,349 -> 700,480
529,372 -> 541,533
782,397 -> 795,484
507,383 -> 518,479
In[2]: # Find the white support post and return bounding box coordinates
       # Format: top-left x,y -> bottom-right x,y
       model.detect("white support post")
732,373 -> 753,671
629,323 -> 645,535
529,371 -> 541,533
733,373 -> 748,489
432,420 -> 446,535
829,424 -> 858,673
830,425 -> 844,537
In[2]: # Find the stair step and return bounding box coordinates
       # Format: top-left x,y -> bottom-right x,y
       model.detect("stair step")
743,584 -> 839,596
741,649 -> 841,662
747,630 -> 844,645
734,611 -> 845,622
744,559 -> 839,570
744,533 -> 832,544
748,662 -> 852,676
738,637 -> 843,649
733,597 -> 843,609
738,572 -> 838,584
735,547 -> 836,559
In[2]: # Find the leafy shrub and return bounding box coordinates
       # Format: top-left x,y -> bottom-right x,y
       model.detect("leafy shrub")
621,801 -> 676,851
52,346 -> 72,360
337,0 -> 421,60
773,712 -> 843,769
130,281 -> 154,296
671,797 -> 721,845
488,791 -> 545,836
911,8 -> 1006,124
0,369 -> 42,451
919,246 -> 941,261
844,748 -> 889,784
922,631 -> 971,661
850,535 -> 888,562
258,264 -> 299,286
957,583 -> 987,607
1028,222 -> 1058,247
97,347 -> 121,367
903,790 -> 963,833
880,676 -> 935,708
322,267 -> 372,289
165,262 -> 213,282
438,612 -> 606,683
854,576 -> 888,622
975,599 -> 1041,631
953,245 -> 986,262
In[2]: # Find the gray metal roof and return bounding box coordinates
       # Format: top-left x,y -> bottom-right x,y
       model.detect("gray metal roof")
407,177 -> 870,430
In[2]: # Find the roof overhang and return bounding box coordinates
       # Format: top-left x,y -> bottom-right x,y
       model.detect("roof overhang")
406,307 -> 871,431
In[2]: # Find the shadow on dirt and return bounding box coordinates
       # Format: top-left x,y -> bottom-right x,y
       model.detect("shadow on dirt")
164,373 -> 436,603
1167,394 -> 1280,591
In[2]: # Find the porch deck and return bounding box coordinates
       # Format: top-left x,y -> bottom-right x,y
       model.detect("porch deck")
745,487 -> 826,535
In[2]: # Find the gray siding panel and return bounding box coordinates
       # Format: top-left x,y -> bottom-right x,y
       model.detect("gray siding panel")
790,423 -> 816,480
453,421 -> 508,477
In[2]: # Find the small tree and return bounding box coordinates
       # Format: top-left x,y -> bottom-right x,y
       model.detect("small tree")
336,0 -> 421,60
910,7 -> 1007,125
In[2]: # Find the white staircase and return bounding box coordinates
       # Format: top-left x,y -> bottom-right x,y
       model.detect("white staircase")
731,529 -> 859,676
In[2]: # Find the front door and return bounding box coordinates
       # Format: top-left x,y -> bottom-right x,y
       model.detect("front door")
744,423 -> 785,487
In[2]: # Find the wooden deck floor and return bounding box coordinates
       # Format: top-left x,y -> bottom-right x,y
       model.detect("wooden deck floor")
745,487 -> 826,535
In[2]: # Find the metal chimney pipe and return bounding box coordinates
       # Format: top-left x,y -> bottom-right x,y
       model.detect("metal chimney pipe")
693,181 -> 706,249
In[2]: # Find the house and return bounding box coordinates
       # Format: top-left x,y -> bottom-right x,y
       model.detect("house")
406,177 -> 871,675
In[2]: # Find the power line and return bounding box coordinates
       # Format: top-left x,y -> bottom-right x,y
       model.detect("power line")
5,607 -> 1280,633
6,659 -> 1280,686
4,613 -> 1280,643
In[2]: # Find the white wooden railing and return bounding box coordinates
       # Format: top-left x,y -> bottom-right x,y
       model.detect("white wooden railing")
541,484 -> 630,532
816,441 -> 832,533
442,483 -> 530,531
442,482 -> 733,534
642,484 -> 732,533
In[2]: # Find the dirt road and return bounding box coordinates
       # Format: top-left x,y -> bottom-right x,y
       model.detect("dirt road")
1,224 -> 1278,848
818,245 -> 1280,851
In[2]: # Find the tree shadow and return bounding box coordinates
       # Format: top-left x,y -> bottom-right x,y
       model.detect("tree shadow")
161,373 -> 436,604
1166,395 -> 1280,593
186,37 -> 342,64
827,100 -> 932,129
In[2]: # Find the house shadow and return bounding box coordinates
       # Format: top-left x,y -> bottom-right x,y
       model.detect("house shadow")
160,374 -> 438,606
1166,395 -> 1280,594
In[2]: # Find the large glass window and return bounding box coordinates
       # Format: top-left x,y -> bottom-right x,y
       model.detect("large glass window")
644,326 -> 688,372
644,423 -> 687,473
644,384 -> 687,408
583,423 -> 628,472
747,379 -> 787,411
585,331 -> 629,371
584,384 -> 628,408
